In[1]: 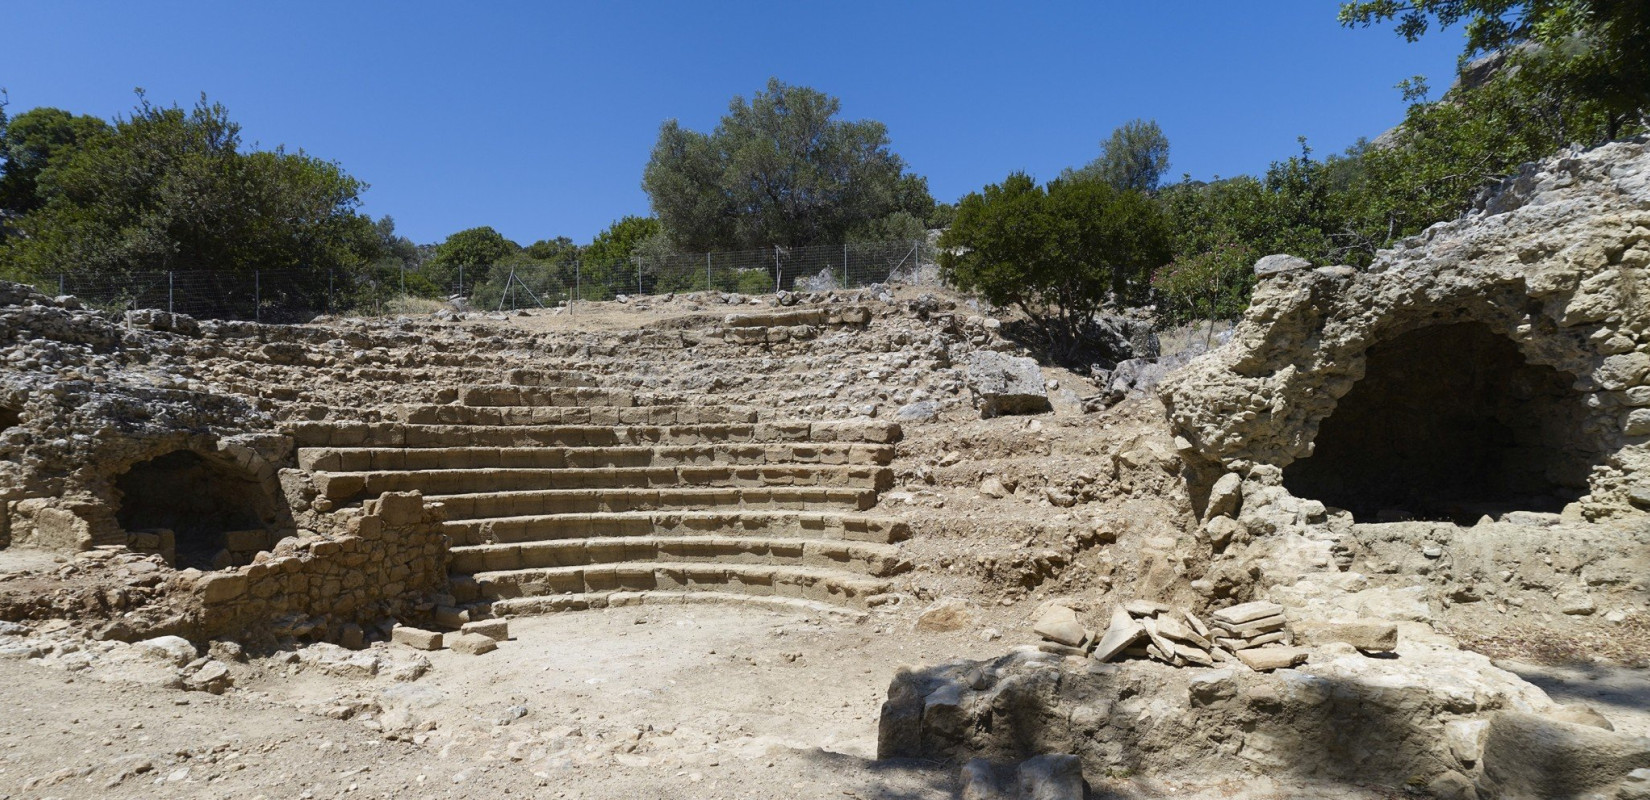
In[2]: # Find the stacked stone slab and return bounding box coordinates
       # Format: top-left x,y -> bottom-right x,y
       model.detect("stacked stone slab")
1039,599 -> 1308,672
289,370 -> 910,618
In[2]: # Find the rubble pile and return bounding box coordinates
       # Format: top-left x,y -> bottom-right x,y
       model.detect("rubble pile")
1033,598 -> 1314,672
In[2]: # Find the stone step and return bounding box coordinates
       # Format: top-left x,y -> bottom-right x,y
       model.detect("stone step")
392,404 -> 760,427
286,420 -> 902,449
298,443 -> 895,472
313,465 -> 893,502
469,562 -> 892,609
450,535 -> 907,576
722,306 -> 872,328
429,487 -> 878,520
444,511 -> 909,546
488,590 -> 869,621
459,385 -> 636,408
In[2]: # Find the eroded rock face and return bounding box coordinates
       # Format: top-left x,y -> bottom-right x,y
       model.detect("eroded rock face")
1161,138 -> 1650,520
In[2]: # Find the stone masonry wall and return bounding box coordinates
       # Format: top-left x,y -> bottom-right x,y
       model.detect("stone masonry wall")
190,491 -> 448,641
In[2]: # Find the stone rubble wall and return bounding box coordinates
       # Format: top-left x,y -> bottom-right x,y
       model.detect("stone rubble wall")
1160,138 -> 1650,518
189,491 -> 448,641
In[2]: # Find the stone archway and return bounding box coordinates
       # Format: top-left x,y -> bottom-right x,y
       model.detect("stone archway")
114,449 -> 277,569
1282,322 -> 1598,523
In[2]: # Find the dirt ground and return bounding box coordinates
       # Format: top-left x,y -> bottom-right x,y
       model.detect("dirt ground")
0,601 -> 1476,800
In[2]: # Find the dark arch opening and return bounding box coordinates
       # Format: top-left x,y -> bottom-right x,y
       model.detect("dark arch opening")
1283,322 -> 1596,524
0,406 -> 20,433
115,450 -> 273,569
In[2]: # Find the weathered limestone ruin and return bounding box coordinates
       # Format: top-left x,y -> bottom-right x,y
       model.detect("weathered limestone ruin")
0,139 -> 1648,799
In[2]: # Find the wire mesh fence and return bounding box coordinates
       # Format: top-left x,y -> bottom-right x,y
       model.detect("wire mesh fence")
21,238 -> 932,321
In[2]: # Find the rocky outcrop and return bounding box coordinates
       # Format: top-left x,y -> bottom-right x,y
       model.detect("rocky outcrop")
1161,138 -> 1650,520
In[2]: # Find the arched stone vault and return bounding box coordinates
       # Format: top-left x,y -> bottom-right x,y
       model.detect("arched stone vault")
1162,139 -> 1650,520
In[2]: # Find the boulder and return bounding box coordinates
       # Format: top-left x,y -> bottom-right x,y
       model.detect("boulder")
1253,254 -> 1311,277
135,635 -> 197,667
1205,472 -> 1243,519
1479,711 -> 1650,799
965,351 -> 1050,418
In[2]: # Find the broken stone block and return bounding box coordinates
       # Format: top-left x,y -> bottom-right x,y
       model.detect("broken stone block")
1091,607 -> 1144,663
391,626 -> 442,651
964,351 -> 1051,418
460,619 -> 509,641
1234,646 -> 1308,672
1031,605 -> 1086,647
447,632 -> 498,656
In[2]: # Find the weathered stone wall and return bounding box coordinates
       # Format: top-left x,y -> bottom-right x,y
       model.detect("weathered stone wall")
1162,138 -> 1650,519
190,491 -> 448,640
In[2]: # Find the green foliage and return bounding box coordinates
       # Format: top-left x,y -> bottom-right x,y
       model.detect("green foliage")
642,78 -> 937,251
1062,119 -> 1172,192
1152,241 -> 1256,324
940,173 -> 1170,360
735,268 -> 774,295
1339,0 -> 1649,137
426,226 -> 520,292
583,215 -> 662,266
0,93 -> 379,290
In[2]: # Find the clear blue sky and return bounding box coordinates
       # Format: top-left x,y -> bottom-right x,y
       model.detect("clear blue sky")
2,1 -> 1462,247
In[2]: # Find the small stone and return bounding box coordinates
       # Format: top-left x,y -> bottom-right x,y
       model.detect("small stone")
1549,703 -> 1614,731
1620,768 -> 1650,800
1253,254 -> 1311,277
135,636 -> 196,667
1427,770 -> 1477,800
447,633 -> 497,656
1558,590 -> 1597,616
979,476 -> 1008,499
915,598 -> 976,633
1211,601 -> 1284,625
1205,472 -> 1242,519
391,626 -> 443,651
1123,599 -> 1169,617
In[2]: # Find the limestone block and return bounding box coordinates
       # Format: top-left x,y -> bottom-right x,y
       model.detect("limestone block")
1234,646 -> 1308,672
447,633 -> 498,656
391,626 -> 443,651
197,572 -> 247,604
964,351 -> 1050,418
460,619 -> 509,641
1205,472 -> 1243,519
136,635 -> 197,667
1254,254 -> 1312,277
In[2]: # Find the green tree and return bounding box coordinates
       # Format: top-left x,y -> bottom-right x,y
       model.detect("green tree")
940,174 -> 1170,362
1063,119 -> 1172,192
0,106 -> 111,218
1339,0 -> 1649,137
0,93 -> 379,298
642,78 -> 936,251
425,225 -> 519,292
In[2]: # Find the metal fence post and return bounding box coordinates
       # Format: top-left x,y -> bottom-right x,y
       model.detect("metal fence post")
705,252 -> 712,291
773,246 -> 781,293
458,264 -> 464,297
58,273 -> 65,297
254,270 -> 261,323
636,256 -> 643,296
574,259 -> 581,310
843,243 -> 849,288
168,271 -> 174,314
328,266 -> 334,314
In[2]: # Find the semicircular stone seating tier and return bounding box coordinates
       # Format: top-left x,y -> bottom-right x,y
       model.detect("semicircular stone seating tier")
286,368 -> 911,623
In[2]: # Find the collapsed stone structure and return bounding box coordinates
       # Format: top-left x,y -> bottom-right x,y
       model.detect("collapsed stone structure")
1163,138 -> 1650,523
877,140 -> 1650,799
